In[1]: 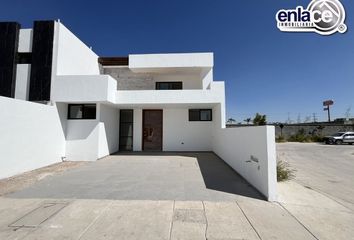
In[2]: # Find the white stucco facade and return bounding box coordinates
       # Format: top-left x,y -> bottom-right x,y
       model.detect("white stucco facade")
0,20 -> 277,201
0,97 -> 66,179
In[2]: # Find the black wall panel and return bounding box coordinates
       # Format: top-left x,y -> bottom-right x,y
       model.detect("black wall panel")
29,21 -> 55,101
0,22 -> 20,98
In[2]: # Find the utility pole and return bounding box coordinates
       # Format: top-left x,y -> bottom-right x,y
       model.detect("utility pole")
345,107 -> 351,121
297,114 -> 301,123
312,113 -> 317,123
287,112 -> 291,124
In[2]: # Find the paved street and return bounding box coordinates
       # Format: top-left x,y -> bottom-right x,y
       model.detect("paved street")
277,142 -> 354,211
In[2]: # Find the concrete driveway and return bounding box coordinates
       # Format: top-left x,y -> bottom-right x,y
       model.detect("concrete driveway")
2,151 -> 354,239
277,143 -> 354,211
7,152 -> 263,201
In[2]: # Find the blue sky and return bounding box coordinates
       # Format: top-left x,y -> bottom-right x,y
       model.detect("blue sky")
1,0 -> 353,123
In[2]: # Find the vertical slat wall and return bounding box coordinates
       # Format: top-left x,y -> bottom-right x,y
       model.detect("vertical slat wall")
0,22 -> 20,98
29,21 -> 55,101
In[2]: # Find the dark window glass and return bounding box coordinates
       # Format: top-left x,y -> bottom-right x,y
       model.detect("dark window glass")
156,82 -> 182,90
120,123 -> 133,137
120,110 -> 134,122
17,52 -> 32,64
189,109 -> 200,121
189,109 -> 212,121
69,105 -> 83,119
156,82 -> 169,90
83,104 -> 96,119
200,110 -> 212,121
68,104 -> 96,119
119,110 -> 134,151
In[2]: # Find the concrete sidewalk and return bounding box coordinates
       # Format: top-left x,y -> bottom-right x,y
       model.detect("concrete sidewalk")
1,181 -> 353,240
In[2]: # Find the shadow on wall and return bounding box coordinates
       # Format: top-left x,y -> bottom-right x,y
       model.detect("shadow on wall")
195,154 -> 265,200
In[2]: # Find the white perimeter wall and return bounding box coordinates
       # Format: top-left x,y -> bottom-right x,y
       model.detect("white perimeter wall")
55,23 -> 100,75
213,126 -> 277,201
0,97 -> 65,179
163,108 -> 212,151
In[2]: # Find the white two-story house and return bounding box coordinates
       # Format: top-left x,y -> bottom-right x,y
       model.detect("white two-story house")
0,20 -> 225,161
0,20 -> 276,200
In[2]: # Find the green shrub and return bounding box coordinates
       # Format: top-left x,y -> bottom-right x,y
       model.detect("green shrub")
276,136 -> 286,143
288,128 -> 312,142
277,159 -> 296,182
310,135 -> 325,142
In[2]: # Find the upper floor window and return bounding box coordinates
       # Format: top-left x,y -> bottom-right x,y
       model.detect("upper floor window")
156,82 -> 182,90
68,104 -> 96,119
189,109 -> 212,121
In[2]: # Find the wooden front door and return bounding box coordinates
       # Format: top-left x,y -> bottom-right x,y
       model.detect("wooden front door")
143,110 -> 163,151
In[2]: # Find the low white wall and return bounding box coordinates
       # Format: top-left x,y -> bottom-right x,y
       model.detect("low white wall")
213,126 -> 277,201
163,108 -> 212,151
0,97 -> 66,179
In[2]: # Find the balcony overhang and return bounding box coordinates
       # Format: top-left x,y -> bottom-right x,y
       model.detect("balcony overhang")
51,75 -> 117,103
128,53 -> 213,73
115,82 -> 224,107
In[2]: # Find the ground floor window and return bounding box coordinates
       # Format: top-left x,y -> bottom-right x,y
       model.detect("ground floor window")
68,104 -> 96,119
189,109 -> 212,121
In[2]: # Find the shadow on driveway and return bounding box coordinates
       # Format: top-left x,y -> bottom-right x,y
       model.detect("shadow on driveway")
7,152 -> 264,201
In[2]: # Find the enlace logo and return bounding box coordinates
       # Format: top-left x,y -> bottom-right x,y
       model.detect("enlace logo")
276,0 -> 347,35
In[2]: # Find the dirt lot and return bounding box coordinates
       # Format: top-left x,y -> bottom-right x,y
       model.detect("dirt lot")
0,161 -> 86,196
277,142 -> 354,211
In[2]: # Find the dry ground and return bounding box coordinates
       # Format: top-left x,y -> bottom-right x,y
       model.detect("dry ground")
0,161 -> 86,196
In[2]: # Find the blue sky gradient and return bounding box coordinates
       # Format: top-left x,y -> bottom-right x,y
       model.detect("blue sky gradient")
1,0 -> 353,122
